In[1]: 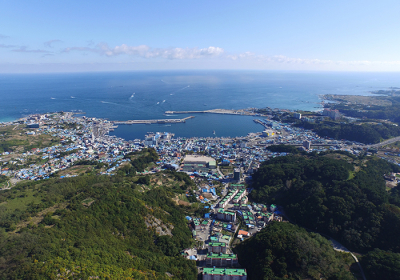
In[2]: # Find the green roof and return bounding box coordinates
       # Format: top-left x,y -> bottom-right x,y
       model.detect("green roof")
209,242 -> 226,247
203,268 -> 247,276
218,208 -> 235,215
207,253 -> 237,259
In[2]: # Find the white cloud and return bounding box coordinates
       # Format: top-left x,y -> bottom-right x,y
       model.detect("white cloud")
12,46 -> 50,53
44,39 -> 62,48
0,44 -> 16,48
57,42 -> 400,70
63,43 -> 225,59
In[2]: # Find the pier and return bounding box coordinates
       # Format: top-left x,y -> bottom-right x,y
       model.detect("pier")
165,109 -> 257,115
112,116 -> 194,125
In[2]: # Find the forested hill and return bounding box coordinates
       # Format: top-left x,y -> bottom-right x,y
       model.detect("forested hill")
250,151 -> 400,254
235,222 -> 354,280
0,150 -> 197,279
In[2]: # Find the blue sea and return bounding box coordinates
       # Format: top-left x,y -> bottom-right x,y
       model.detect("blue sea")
1,71 -> 399,139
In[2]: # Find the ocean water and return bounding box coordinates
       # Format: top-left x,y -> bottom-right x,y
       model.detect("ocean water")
1,71 -> 399,139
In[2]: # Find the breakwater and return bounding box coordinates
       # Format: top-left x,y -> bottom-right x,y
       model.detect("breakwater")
112,116 -> 194,125
165,109 -> 258,115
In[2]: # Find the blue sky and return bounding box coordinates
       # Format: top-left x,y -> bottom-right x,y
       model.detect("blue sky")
1,0 -> 400,72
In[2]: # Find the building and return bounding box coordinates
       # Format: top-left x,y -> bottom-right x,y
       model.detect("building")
26,123 -> 40,128
237,230 -> 250,237
293,112 -> 302,119
203,268 -> 247,280
182,155 -> 216,172
260,212 -> 274,223
233,168 -> 240,181
231,189 -> 248,204
323,108 -> 341,120
303,141 -> 311,150
262,130 -> 275,137
144,135 -> 158,147
217,208 -> 237,222
208,242 -> 227,254
193,219 -> 201,230
218,189 -> 239,208
205,253 -> 238,267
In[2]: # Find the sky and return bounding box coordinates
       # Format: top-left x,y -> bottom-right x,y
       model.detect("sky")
1,0 -> 400,73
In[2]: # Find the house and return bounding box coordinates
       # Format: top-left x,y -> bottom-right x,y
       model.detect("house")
238,230 -> 250,237
217,209 -> 236,222
206,253 -> 238,267
208,242 -> 227,254
203,268 -> 247,280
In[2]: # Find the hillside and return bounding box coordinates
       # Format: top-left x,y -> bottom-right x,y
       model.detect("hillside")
250,151 -> 400,253
235,222 -> 354,280
0,150 -> 197,279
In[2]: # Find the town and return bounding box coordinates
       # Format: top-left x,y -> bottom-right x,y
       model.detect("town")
1,109 -> 398,279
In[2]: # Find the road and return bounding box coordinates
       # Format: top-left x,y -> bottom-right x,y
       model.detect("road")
280,209 -> 367,280
216,166 -> 225,178
367,135 -> 400,149
330,238 -> 366,280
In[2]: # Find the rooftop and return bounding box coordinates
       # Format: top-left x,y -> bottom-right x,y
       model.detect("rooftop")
207,253 -> 237,259
203,268 -> 246,276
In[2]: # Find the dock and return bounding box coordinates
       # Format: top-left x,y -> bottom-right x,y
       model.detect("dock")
165,109 -> 247,115
112,116 -> 194,125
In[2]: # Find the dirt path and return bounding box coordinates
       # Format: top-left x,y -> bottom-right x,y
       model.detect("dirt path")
12,202 -> 68,233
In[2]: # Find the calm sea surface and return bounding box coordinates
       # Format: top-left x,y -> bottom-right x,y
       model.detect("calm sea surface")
1,71 -> 399,139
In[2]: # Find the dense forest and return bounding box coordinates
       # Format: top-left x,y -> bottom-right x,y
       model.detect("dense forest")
235,222 -> 354,280
251,152 -> 400,254
361,249 -> 400,280
294,121 -> 400,144
0,149 -> 197,279
266,144 -> 302,154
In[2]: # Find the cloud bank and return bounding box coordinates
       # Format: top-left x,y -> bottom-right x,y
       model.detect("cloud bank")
63,43 -> 225,59
60,43 -> 400,68
3,40 -> 400,72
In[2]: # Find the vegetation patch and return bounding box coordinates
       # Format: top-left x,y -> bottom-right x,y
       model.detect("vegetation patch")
235,222 -> 355,280
251,152 -> 400,253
